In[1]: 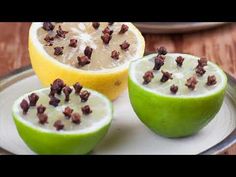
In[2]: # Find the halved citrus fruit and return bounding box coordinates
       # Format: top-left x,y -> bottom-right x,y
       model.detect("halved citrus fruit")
12,79 -> 112,154
29,22 -> 145,100
128,49 -> 227,138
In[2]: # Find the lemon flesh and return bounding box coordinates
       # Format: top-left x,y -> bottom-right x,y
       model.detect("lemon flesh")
128,53 -> 227,138
37,22 -> 140,70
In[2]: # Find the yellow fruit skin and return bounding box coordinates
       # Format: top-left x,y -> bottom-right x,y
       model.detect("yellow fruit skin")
29,23 -> 145,101
29,38 -> 140,101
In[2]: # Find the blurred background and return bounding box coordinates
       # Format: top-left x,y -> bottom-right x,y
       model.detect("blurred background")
0,22 -> 235,78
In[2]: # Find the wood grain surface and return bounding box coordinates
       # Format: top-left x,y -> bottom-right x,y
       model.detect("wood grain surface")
0,22 -> 236,155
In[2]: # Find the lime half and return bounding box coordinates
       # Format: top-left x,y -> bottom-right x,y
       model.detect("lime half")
128,53 -> 227,138
12,85 -> 112,154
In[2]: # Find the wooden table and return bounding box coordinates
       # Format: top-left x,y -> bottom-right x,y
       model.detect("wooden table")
0,22 -> 236,155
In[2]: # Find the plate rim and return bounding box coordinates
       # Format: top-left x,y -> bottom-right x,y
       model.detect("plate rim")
134,22 -> 228,34
0,65 -> 236,155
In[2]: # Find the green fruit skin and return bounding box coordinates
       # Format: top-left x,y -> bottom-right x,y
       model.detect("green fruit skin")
128,76 -> 227,138
13,113 -> 111,154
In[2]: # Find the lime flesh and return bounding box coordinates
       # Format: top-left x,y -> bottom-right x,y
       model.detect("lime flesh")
12,88 -> 112,154
128,53 -> 227,138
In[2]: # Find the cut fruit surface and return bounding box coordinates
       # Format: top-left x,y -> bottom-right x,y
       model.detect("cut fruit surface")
29,22 -> 145,100
128,52 -> 227,138
130,53 -> 227,97
12,83 -> 112,154
37,23 -> 140,70
13,88 -> 112,133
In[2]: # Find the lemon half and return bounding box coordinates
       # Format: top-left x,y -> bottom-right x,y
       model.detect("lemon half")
29,22 -> 145,100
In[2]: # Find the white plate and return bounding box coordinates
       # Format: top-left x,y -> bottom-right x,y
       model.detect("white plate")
0,70 -> 236,154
